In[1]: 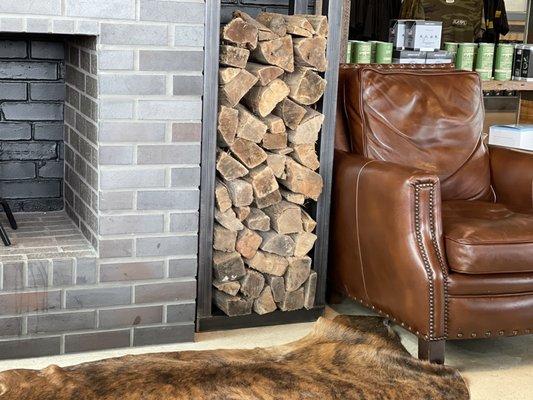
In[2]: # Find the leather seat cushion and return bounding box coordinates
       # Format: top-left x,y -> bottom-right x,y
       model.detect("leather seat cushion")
443,200 -> 533,274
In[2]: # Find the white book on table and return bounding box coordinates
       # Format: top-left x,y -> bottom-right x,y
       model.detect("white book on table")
488,124 -> 533,151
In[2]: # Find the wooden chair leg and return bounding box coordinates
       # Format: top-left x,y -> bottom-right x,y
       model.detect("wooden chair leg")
418,338 -> 445,364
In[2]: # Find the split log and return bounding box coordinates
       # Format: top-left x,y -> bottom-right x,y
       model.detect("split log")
215,208 -> 244,231
258,13 -> 314,37
263,114 -> 286,134
233,10 -> 279,42
305,15 -> 328,37
246,62 -> 284,86
226,179 -> 254,207
219,68 -> 258,107
246,250 -> 289,277
265,275 -> 286,302
230,138 -> 268,169
244,208 -> 271,232
280,188 -> 305,205
234,206 -> 251,221
216,151 -> 248,181
254,189 -> 282,209
303,270 -> 317,309
215,180 -> 232,212
263,133 -> 288,150
251,35 -> 294,73
243,78 -> 290,117
213,251 -> 246,282
220,45 -> 250,68
290,231 -> 318,257
264,200 -> 303,234
285,256 -> 311,292
236,227 -> 262,259
221,17 -> 258,50
287,108 -> 324,145
213,223 -> 237,252
235,105 -> 267,143
213,280 -> 240,296
301,210 -> 317,232
240,269 -> 265,299
281,158 -> 323,200
293,37 -> 327,72
281,15 -> 315,37
273,98 -> 306,130
247,165 -> 279,198
266,153 -> 286,179
214,290 -> 252,316
259,231 -> 295,257
278,287 -> 305,311
284,66 -> 327,105
219,67 -> 241,84
290,144 -> 320,170
217,105 -> 239,147
255,12 -> 287,37
272,147 -> 294,155
253,286 -> 277,314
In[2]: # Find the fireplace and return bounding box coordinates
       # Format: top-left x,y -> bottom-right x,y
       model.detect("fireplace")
0,1 -> 205,360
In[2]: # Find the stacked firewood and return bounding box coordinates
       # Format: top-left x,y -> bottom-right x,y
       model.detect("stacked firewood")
213,11 -> 328,316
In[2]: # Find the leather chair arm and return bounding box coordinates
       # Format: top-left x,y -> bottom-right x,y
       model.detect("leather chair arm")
490,145 -> 533,212
331,150 -> 449,340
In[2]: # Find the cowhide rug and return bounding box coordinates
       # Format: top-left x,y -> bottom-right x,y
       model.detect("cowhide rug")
0,316 -> 469,400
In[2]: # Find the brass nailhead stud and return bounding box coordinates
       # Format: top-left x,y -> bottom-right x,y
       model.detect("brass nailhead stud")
512,330 -> 518,336
499,330 -> 505,336
457,333 -> 463,338
471,333 -> 477,338
485,332 -> 491,337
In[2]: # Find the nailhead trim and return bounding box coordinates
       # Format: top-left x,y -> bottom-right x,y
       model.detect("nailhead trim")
413,183 -> 438,339
427,184 -> 450,339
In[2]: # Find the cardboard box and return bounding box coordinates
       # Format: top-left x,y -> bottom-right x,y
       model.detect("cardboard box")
389,20 -> 411,50
425,51 -> 453,64
488,125 -> 533,151
405,20 -> 442,51
392,50 -> 427,64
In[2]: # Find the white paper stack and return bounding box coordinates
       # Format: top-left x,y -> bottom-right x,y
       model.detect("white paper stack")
488,125 -> 533,151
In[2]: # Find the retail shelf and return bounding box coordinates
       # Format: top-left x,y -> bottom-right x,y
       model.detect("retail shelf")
482,80 -> 533,91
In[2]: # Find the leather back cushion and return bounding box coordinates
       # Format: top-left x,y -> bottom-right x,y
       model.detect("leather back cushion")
342,66 -> 492,201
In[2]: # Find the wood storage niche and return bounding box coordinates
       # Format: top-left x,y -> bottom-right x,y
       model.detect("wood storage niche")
214,10 -> 328,317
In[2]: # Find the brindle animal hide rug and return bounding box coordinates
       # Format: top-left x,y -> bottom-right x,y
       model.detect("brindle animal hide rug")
0,316 -> 469,400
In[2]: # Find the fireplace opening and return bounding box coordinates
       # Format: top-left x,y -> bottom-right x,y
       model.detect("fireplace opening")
0,33 -> 98,258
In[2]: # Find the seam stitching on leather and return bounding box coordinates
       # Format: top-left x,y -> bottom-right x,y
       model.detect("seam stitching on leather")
354,159 -> 377,301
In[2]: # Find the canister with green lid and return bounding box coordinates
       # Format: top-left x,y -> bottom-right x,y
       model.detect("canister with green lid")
346,40 -> 355,63
475,43 -> 495,80
352,41 -> 372,64
444,42 -> 458,62
494,43 -> 515,81
455,43 -> 476,71
369,41 -> 380,62
375,42 -> 393,64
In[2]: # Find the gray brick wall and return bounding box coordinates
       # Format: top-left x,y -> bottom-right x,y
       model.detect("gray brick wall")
64,37 -> 99,248
0,38 -> 65,212
221,0 -> 315,23
0,0 -> 205,360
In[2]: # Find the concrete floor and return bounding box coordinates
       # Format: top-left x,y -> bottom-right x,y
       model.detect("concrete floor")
0,301 -> 531,400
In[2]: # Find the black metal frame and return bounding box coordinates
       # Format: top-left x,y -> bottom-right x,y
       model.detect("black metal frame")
196,0 -> 343,331
0,198 -> 17,246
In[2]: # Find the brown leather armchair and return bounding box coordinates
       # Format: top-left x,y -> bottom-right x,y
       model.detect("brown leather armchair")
329,65 -> 533,364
